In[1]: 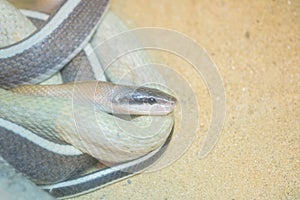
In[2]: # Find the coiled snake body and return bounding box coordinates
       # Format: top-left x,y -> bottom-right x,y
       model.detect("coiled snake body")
0,0 -> 176,198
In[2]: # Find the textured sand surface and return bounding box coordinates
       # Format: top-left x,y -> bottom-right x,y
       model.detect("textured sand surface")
73,1 -> 299,199
7,0 -> 300,199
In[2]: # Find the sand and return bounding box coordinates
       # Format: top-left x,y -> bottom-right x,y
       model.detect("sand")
73,1 -> 299,199
7,0 -> 300,199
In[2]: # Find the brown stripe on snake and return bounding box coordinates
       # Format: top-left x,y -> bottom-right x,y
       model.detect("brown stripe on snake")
25,13 -> 98,83
26,15 -> 45,29
0,0 -> 109,89
0,125 -> 97,185
61,50 -> 97,82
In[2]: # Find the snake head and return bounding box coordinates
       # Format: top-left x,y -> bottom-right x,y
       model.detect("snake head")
111,86 -> 177,115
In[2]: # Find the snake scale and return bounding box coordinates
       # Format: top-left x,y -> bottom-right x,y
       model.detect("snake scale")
0,0 -> 176,198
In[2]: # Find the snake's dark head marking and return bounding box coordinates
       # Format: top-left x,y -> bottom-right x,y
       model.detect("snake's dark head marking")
111,86 -> 177,115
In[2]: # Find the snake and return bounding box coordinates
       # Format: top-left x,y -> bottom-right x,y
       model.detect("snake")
0,0 -> 176,199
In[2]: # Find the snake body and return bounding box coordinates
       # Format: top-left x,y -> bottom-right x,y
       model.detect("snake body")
0,0 -> 175,198
0,0 -> 108,89
12,81 -> 176,115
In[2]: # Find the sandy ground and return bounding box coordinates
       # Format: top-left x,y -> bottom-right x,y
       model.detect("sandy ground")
75,1 -> 299,199
8,0 -> 300,199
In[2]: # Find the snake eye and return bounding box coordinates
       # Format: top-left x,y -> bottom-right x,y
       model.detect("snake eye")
148,97 -> 157,105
